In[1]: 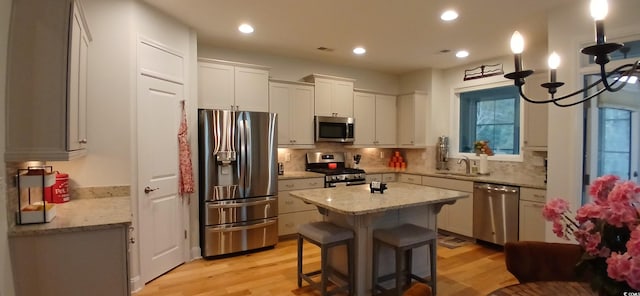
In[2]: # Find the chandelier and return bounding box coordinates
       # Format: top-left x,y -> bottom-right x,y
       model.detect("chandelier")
504,0 -> 639,107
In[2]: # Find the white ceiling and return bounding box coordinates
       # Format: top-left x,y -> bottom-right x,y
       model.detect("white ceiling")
142,0 -> 580,75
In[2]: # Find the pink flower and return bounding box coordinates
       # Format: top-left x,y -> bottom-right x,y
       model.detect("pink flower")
543,174 -> 640,290
608,181 -> 639,204
589,175 -> 619,205
576,203 -> 603,224
627,226 -> 640,257
628,258 -> 640,290
552,220 -> 565,238
607,252 -> 632,281
606,201 -> 638,227
542,198 -> 570,221
585,232 -> 602,256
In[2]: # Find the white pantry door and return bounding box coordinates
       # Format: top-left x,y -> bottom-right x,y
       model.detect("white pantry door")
137,40 -> 185,283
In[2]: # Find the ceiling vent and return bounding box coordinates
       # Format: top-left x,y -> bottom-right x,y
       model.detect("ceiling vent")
317,47 -> 335,52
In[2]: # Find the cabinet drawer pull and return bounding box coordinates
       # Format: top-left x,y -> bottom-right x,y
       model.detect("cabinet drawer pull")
533,194 -> 545,199
79,139 -> 87,144
285,200 -> 294,205
309,182 -> 318,186
285,184 -> 294,188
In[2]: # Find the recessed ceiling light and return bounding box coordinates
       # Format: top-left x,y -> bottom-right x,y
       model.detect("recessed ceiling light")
353,47 -> 366,55
456,50 -> 469,58
238,24 -> 254,34
441,10 -> 458,21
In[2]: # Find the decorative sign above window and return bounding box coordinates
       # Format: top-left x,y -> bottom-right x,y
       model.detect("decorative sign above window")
463,63 -> 504,81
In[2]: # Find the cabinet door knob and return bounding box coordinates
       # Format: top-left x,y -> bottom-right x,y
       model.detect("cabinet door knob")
79,139 -> 88,144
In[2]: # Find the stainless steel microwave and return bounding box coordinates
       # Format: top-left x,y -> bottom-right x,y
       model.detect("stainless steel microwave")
314,116 -> 355,142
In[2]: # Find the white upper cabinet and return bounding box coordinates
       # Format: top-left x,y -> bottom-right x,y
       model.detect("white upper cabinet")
523,73 -> 548,150
6,0 -> 91,161
198,58 -> 270,112
352,91 -> 396,147
304,74 -> 355,117
397,92 -> 427,147
269,81 -> 315,147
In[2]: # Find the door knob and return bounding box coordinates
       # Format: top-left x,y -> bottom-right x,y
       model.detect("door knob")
144,186 -> 159,194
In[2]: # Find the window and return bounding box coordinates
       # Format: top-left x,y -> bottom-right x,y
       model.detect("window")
598,108 -> 632,179
458,85 -> 520,155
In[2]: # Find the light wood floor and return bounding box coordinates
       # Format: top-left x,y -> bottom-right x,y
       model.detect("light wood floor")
134,238 -> 518,296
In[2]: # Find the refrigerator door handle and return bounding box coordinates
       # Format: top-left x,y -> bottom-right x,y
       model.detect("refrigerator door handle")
208,196 -> 276,207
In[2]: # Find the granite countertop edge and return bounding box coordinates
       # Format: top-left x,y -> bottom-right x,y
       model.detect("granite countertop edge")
289,183 -> 469,216
307,195 -> 463,216
9,196 -> 132,237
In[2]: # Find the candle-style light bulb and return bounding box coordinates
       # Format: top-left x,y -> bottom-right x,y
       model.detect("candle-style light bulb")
510,31 -> 524,54
590,0 -> 608,44
548,52 -> 560,70
510,31 -> 525,73
548,52 -> 560,83
590,0 -> 608,20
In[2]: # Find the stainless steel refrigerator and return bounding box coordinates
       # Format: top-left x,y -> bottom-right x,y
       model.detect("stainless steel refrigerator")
198,109 -> 278,258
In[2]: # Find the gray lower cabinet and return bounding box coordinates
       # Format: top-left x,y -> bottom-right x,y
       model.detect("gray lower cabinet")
365,173 -> 397,183
519,188 -> 547,241
10,225 -> 130,296
278,178 -> 324,236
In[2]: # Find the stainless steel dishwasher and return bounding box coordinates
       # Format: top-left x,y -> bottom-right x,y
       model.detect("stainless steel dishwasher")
473,182 -> 519,245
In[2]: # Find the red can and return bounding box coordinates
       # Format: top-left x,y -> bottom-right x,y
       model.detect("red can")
44,173 -> 70,203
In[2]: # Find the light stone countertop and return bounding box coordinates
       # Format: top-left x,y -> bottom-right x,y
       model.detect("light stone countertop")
277,171 -> 324,180
9,196 -> 132,237
275,168 -> 546,189
404,170 -> 547,189
289,182 -> 469,215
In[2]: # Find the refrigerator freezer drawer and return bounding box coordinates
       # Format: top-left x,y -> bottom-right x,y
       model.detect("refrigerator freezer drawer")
204,196 -> 278,225
202,218 -> 278,257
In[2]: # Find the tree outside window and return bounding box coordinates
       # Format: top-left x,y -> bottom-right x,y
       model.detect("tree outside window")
459,85 -> 520,155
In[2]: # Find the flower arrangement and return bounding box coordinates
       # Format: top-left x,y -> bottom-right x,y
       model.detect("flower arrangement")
473,140 -> 494,156
542,175 -> 640,295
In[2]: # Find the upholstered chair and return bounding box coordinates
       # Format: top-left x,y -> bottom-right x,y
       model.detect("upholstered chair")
504,241 -> 588,283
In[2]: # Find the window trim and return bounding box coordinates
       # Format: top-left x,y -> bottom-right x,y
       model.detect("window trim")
449,80 -> 524,162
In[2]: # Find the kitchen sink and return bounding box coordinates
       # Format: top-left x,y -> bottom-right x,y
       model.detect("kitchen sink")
434,171 -> 479,178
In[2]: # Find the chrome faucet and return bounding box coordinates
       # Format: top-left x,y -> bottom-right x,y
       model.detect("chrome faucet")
457,156 -> 471,175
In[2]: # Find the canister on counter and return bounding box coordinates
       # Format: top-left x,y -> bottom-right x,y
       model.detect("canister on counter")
44,172 -> 70,203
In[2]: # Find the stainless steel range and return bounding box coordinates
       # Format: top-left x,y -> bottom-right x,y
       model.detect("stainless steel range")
306,152 -> 366,187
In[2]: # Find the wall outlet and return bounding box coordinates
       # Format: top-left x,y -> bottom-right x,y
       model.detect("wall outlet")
379,151 -> 384,159
285,153 -> 291,162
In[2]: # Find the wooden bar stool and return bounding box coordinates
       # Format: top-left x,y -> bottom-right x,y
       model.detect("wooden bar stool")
297,221 -> 355,296
372,224 -> 437,296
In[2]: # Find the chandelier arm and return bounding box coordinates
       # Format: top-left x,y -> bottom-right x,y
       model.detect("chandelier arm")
600,62 -> 639,92
518,62 -> 638,105
551,87 -> 607,107
518,87 -> 559,104
519,76 -> 602,104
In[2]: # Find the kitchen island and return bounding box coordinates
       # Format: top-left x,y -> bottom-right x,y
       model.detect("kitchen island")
289,182 -> 469,295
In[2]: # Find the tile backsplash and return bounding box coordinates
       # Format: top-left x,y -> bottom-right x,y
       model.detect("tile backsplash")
277,143 -> 394,172
278,143 -> 547,183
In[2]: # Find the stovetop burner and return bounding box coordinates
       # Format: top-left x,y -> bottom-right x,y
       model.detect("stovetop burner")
305,152 -> 367,187
309,167 -> 366,175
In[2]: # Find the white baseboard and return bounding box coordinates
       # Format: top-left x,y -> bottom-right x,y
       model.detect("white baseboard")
130,275 -> 143,294
190,246 -> 202,261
